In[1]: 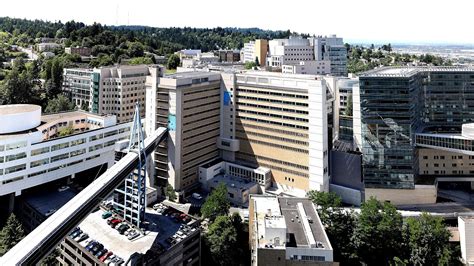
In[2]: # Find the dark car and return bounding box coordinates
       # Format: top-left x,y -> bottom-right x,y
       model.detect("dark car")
71,229 -> 82,238
91,243 -> 104,255
85,241 -> 97,251
95,248 -> 107,258
69,227 -> 80,237
76,233 -> 89,242
118,225 -> 130,235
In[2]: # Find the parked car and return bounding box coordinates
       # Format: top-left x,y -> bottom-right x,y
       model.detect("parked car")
69,227 -> 80,237
116,223 -> 127,231
102,211 -> 113,219
192,193 -> 202,200
111,219 -> 122,228
128,231 -> 139,240
124,228 -> 134,236
91,243 -> 104,255
96,248 -> 107,258
85,241 -> 97,251
118,225 -> 130,235
100,251 -> 113,262
71,229 -> 82,238
76,233 -> 89,242
57,186 -> 70,192
104,254 -> 116,264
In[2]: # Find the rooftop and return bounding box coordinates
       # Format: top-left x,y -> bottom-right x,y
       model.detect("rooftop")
75,204 -> 200,261
360,66 -> 474,78
209,174 -> 258,192
251,195 -> 332,251
25,188 -> 77,217
0,104 -> 40,115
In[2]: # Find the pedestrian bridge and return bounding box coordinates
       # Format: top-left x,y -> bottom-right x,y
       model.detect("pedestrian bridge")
415,123 -> 474,155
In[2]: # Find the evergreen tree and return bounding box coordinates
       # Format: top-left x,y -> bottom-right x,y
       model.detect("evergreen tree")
0,213 -> 25,255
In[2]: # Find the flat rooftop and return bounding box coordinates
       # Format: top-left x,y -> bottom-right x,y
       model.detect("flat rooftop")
0,104 -> 40,115
278,197 -> 331,249
76,205 -> 199,261
165,71 -> 220,79
209,174 -> 258,192
41,110 -> 104,123
252,195 -> 332,251
360,66 -> 474,78
25,188 -> 77,217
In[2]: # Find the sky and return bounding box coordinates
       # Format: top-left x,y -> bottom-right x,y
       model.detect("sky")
1,0 -> 473,45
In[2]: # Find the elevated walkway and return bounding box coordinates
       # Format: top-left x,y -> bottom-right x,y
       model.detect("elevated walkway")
415,123 -> 474,155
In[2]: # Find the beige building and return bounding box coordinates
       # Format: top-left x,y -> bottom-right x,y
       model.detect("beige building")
249,195 -> 335,266
219,72 -> 329,196
64,65 -> 164,123
146,71 -> 222,196
242,39 -> 268,67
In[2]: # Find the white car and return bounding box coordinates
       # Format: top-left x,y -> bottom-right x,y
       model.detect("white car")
192,193 -> 202,200
58,186 -> 70,192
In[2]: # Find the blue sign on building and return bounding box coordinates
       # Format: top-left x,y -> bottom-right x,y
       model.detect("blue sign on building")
223,91 -> 231,106
168,114 -> 176,131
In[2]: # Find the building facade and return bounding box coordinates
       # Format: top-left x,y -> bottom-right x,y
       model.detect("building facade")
355,67 -> 474,203
146,71 -> 222,196
242,40 -> 268,67
63,65 -> 163,122
220,71 -> 329,196
0,105 -> 131,204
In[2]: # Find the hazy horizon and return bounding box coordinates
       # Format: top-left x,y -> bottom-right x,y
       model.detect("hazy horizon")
1,0 -> 474,45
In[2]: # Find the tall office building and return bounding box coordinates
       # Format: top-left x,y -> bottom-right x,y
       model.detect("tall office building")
63,65 -> 163,122
220,71 -> 329,196
242,39 -> 268,67
145,71 -> 222,196
354,66 -> 474,204
310,35 -> 348,76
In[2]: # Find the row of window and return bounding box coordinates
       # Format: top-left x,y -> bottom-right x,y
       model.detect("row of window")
237,109 -> 308,123
238,88 -> 308,99
235,129 -> 309,146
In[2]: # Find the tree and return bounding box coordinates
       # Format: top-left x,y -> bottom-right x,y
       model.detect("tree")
201,183 -> 230,221
165,182 -> 176,202
308,191 -> 357,264
45,94 -> 75,113
128,57 -> 153,65
0,58 -> 39,105
167,54 -> 180,70
352,197 -> 404,265
0,213 -> 25,255
244,61 -> 257,70
205,215 -> 240,266
58,126 -> 75,137
405,213 -> 452,265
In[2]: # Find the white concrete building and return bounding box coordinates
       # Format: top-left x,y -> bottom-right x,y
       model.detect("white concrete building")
37,43 -> 61,52
249,195 -> 333,265
282,60 -> 331,75
0,105 -> 131,201
459,216 -> 474,265
266,35 -> 347,76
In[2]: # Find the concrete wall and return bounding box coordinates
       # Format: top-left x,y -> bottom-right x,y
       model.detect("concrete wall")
459,216 -> 474,264
365,185 -> 437,205
329,184 -> 362,206
330,150 -> 363,190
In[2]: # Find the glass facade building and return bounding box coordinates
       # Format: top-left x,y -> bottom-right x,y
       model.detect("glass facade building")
358,67 -> 474,189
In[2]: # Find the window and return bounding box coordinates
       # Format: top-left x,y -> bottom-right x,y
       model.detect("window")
51,142 -> 70,151
31,147 -> 50,156
31,158 -> 49,168
5,152 -> 26,162
51,153 -> 69,163
5,164 -> 26,174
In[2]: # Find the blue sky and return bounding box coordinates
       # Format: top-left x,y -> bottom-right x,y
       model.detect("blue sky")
1,0 -> 473,45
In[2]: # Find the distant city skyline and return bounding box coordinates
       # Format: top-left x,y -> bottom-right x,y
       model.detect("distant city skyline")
1,0 -> 474,45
